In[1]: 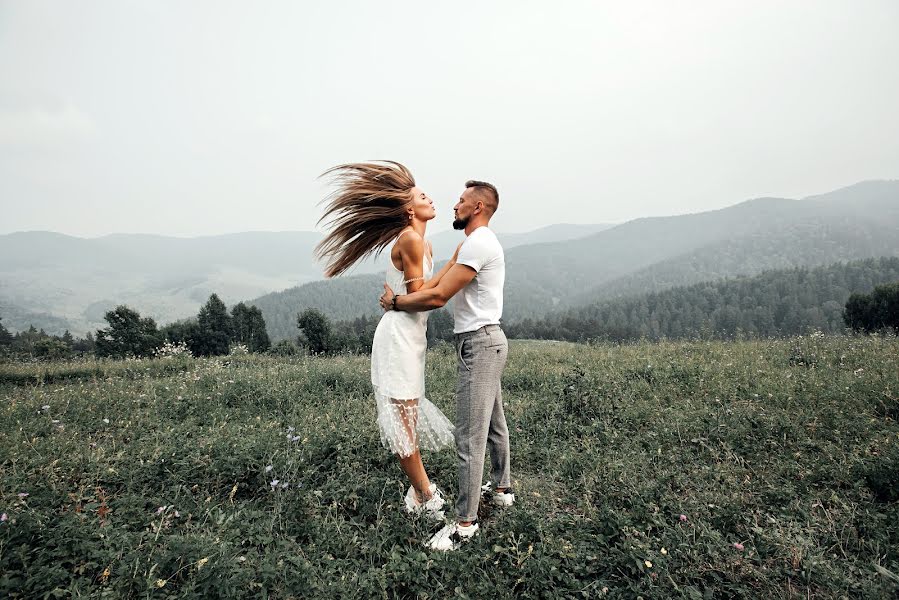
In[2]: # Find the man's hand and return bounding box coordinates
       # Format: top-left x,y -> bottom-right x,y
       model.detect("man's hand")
379,283 -> 395,312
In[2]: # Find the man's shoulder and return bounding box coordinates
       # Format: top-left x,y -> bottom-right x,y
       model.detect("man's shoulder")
466,226 -> 502,248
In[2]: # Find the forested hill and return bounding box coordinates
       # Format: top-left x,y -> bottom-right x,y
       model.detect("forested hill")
250,272 -> 385,342
506,257 -> 899,342
250,180 -> 899,336
502,180 -> 899,320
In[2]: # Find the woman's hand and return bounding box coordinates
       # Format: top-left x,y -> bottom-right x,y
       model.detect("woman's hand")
379,284 -> 396,311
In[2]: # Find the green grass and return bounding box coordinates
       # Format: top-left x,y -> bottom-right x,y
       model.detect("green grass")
1,336 -> 898,598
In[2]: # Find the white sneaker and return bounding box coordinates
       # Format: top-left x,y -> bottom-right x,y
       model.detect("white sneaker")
426,521 -> 479,551
481,481 -> 515,507
404,484 -> 446,520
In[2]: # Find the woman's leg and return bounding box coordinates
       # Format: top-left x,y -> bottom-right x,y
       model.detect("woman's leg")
392,398 -> 432,500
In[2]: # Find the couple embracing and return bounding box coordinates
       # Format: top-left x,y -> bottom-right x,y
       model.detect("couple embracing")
316,161 -> 512,551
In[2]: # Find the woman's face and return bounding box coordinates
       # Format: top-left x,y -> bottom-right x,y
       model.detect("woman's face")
409,186 -> 437,222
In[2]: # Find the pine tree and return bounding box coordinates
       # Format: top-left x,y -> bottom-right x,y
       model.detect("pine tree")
231,303 -> 271,353
0,317 -> 12,347
194,293 -> 233,356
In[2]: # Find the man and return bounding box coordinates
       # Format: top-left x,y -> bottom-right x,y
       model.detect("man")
379,180 -> 514,551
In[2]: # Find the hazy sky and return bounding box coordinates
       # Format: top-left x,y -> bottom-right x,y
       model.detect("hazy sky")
1,1 -> 898,237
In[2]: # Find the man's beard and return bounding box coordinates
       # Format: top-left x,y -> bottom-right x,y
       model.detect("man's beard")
452,215 -> 469,230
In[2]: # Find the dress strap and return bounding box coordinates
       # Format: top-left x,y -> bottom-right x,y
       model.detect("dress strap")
395,228 -> 415,243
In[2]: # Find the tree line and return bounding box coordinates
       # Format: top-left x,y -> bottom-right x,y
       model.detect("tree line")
272,307 -> 456,356
95,294 -> 271,358
505,257 -> 899,342
0,294 -> 271,360
3,258 -> 896,360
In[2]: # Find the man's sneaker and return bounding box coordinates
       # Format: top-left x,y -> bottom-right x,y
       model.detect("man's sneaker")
404,484 -> 446,520
481,481 -> 515,507
426,521 -> 479,551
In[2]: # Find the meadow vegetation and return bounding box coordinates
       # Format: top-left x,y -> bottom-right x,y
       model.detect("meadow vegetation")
1,335 -> 898,598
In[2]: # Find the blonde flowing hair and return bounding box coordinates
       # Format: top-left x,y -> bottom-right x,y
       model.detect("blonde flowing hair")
315,161 -> 417,278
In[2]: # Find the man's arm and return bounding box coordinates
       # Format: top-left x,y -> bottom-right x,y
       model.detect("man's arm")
380,263 -> 476,312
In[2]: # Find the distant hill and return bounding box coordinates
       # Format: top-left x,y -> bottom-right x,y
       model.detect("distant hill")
0,223 -> 614,336
507,256 -> 899,342
502,180 -> 899,320
0,231 -> 324,335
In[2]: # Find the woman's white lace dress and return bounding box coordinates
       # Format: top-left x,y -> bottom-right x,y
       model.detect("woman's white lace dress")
370,240 -> 455,458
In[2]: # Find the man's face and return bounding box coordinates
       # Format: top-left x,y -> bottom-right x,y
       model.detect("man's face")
453,188 -> 481,230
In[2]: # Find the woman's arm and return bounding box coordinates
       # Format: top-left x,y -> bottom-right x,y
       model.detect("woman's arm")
397,235 -> 463,293
395,232 -> 426,293
418,241 -> 462,291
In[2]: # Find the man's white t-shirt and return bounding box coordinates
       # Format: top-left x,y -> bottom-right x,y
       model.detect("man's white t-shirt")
453,226 -> 505,334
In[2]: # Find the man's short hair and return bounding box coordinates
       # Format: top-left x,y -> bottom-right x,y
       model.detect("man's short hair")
465,180 -> 499,214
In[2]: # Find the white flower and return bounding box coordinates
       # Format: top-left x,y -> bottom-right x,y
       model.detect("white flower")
103,418 -> 109,424
265,465 -> 273,472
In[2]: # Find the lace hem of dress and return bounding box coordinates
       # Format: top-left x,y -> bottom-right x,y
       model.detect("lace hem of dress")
374,385 -> 455,458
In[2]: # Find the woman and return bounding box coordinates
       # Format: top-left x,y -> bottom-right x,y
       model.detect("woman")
316,161 -> 456,518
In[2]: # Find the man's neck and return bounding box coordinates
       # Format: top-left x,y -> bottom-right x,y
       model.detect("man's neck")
464,219 -> 490,236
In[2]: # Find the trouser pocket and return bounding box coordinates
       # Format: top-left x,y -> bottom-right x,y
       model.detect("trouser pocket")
457,338 -> 471,371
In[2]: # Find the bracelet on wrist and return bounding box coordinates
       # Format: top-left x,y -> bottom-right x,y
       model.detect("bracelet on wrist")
391,294 -> 401,311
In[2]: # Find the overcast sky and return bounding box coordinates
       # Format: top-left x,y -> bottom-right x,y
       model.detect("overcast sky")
1,1 -> 897,238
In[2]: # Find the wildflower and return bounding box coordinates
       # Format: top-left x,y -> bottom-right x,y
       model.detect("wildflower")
51,419 -> 60,424
661,548 -> 668,555
155,506 -> 166,515
287,426 -> 295,432
155,579 -> 167,588
733,542 -> 745,551
679,514 -> 687,522
291,435 -> 302,442
103,418 -> 109,424
280,482 -> 289,490
1,513 -> 7,522
17,492 -> 28,499
197,557 -> 209,570
174,510 -> 180,518
41,405 -> 50,410
265,465 -> 273,472
644,560 -> 653,568
270,479 -> 280,488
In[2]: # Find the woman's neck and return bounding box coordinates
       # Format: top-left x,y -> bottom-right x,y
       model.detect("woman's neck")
409,219 -> 427,238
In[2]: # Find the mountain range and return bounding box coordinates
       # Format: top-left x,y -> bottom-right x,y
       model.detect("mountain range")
2,180 -> 896,339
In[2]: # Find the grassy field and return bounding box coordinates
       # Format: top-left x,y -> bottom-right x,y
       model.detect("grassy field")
1,336 -> 898,599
